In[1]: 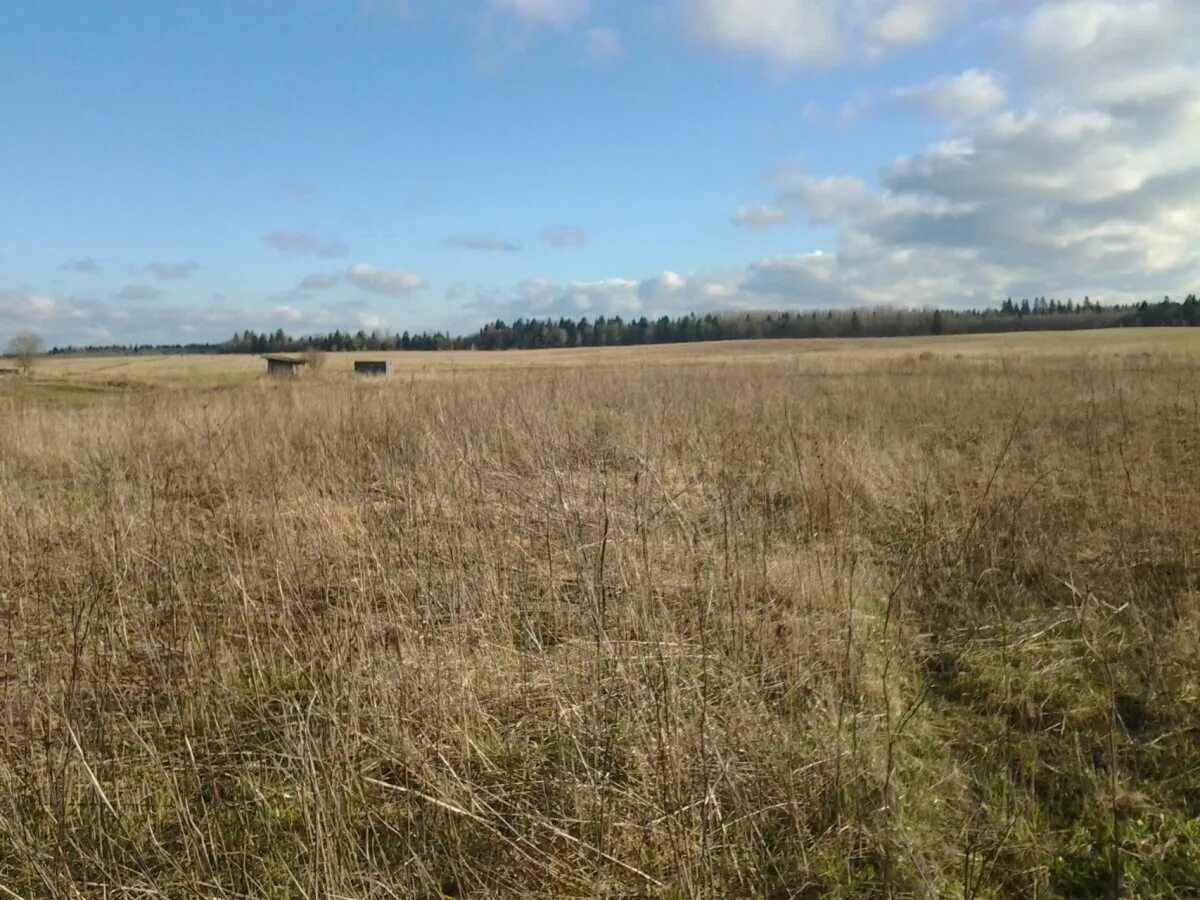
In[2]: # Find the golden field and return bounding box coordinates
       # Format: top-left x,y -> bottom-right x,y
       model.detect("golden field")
17,326 -> 1200,391
1,329 -> 1199,897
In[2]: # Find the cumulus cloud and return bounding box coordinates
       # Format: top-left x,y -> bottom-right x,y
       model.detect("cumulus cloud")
264,231 -> 349,259
0,290 -> 168,345
445,234 -> 524,252
299,272 -> 339,290
479,277 -> 641,318
638,270 -> 691,304
478,269 -> 752,321
732,205 -> 789,231
272,304 -> 306,323
490,0 -> 589,28
1023,0 -> 1196,77
713,0 -> 1200,307
483,28 -> 1198,324
0,291 -> 79,326
148,261 -> 199,280
345,263 -> 426,298
681,0 -> 962,67
873,0 -> 954,47
7,1 -> 1197,346
359,313 -> 388,331
61,258 -> 100,274
484,253 -> 1006,321
1015,0 -> 1200,112
894,69 -> 1006,117
538,225 -> 587,248
0,286 -> 408,347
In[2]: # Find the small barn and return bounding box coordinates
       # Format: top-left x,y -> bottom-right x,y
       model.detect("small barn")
264,355 -> 309,378
354,360 -> 393,376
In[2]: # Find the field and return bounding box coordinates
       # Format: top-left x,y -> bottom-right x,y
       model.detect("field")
17,327 -> 1200,390
2,329 -> 1199,897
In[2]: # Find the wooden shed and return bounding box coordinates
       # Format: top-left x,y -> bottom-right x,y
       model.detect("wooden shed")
354,360 -> 393,376
264,354 -> 309,378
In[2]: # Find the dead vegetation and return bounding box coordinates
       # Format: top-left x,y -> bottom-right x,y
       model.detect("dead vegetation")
0,344 -> 1198,897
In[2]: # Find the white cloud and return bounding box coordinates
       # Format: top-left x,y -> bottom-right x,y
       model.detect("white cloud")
732,204 -> 788,231
299,273 -> 339,290
345,263 -> 426,298
533,277 -> 641,315
874,0 -> 958,47
480,277 -> 641,318
0,287 -> 410,347
835,96 -> 872,128
1023,0 -> 1194,69
61,258 -> 100,274
690,0 -> 1199,308
748,80 -> 1197,304
477,268 -> 766,321
776,175 -> 874,222
0,291 -> 70,325
359,313 -> 388,331
7,1 -> 1198,347
585,27 -> 624,63
477,260 -> 874,320
1018,0 -> 1200,105
264,231 -> 349,259
481,5 -> 1199,325
272,305 -> 306,323
148,261 -> 199,280
894,68 -> 1006,117
445,234 -> 524,252
681,0 -> 962,67
476,0 -> 592,70
490,0 -> 589,29
638,270 -> 690,304
260,307 -> 387,335
539,225 -> 587,248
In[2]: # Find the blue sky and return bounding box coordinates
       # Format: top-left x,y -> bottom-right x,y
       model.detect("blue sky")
1,0 -> 1197,345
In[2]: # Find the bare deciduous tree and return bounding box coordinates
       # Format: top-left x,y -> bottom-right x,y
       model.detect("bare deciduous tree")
5,331 -> 43,377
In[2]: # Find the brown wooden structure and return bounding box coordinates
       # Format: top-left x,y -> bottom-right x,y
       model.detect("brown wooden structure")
264,355 -> 308,377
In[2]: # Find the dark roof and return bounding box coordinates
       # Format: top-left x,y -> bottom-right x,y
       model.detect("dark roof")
263,354 -> 307,364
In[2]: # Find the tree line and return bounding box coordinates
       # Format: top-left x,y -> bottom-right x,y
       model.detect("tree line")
46,294 -> 1200,356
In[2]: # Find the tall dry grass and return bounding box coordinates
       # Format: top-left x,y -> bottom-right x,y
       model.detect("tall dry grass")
1,349 -> 1198,897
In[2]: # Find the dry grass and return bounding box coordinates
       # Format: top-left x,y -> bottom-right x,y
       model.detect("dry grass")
20,327 -> 1200,391
1,333 -> 1199,897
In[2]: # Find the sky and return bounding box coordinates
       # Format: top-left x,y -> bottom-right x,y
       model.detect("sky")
1,0 -> 1197,346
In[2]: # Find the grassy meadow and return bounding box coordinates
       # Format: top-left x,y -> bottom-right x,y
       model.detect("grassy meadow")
1,329 -> 1199,897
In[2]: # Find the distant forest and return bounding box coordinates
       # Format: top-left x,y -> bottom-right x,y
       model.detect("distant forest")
49,294 -> 1200,355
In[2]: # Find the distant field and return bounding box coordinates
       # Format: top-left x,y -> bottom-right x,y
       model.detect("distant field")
1,327 -> 1199,897
9,327 -> 1200,395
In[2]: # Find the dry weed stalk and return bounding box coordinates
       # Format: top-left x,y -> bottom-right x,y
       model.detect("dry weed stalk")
0,347 -> 1197,897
